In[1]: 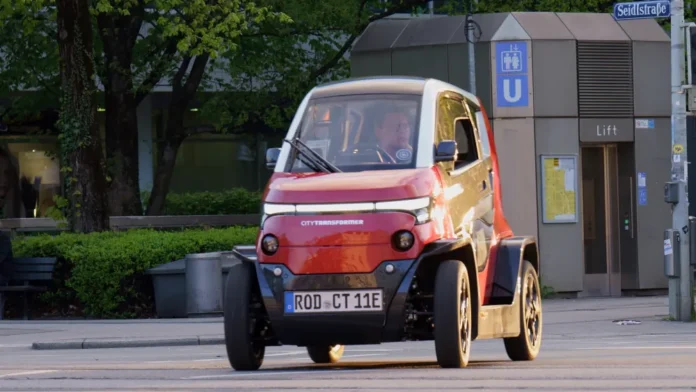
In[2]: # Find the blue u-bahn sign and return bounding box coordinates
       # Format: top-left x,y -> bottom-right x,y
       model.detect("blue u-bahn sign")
613,0 -> 671,20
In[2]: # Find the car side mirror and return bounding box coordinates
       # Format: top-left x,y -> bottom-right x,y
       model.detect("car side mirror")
434,140 -> 457,162
266,147 -> 281,169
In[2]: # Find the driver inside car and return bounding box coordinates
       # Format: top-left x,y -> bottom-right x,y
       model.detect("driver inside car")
374,107 -> 413,163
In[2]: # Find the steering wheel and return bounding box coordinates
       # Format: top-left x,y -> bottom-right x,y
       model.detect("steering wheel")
350,143 -> 396,164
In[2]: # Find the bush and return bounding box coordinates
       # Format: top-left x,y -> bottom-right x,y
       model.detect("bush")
141,188 -> 263,216
10,226 -> 259,318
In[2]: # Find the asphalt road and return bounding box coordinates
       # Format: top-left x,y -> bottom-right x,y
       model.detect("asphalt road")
0,330 -> 695,391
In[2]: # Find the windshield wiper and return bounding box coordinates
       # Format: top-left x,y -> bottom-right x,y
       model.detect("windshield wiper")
284,137 -> 342,173
283,138 -> 327,173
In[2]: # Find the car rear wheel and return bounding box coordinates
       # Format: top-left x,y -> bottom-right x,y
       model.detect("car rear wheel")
224,261 -> 265,371
306,344 -> 345,364
433,260 -> 472,368
503,260 -> 542,361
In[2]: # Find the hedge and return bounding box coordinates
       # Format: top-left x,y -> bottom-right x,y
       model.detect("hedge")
142,188 -> 263,215
10,226 -> 258,318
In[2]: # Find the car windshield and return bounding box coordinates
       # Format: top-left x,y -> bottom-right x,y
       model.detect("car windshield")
286,93 -> 422,173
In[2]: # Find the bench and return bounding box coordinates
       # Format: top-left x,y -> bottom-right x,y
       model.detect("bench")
0,257 -> 57,320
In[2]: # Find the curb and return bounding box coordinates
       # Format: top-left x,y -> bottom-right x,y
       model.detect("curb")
31,335 -> 225,350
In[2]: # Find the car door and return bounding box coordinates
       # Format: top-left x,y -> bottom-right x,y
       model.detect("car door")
434,91 -> 489,270
462,98 -> 495,274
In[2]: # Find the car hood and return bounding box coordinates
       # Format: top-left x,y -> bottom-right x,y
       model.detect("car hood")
263,168 -> 437,204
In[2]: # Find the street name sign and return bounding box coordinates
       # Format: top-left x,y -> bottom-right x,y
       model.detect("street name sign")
613,0 -> 671,20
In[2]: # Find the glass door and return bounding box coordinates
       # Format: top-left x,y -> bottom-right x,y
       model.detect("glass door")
581,145 -> 621,297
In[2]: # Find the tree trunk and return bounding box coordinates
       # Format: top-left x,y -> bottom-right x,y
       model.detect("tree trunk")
56,0 -> 110,233
97,12 -> 144,217
146,54 -> 210,216
146,135 -> 184,216
103,92 -> 142,216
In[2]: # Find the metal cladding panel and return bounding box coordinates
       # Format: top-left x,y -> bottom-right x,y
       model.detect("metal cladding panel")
490,14 -> 531,42
391,16 -> 467,48
474,43 -> 492,111
634,118 -> 671,289
556,12 -> 631,41
577,41 -> 634,118
531,40 -> 578,118
617,19 -> 670,42
446,43 -> 470,91
492,118 -> 538,241
632,42 -> 670,117
351,19 -> 410,53
511,12 -> 574,40
452,13 -> 509,44
534,117 -> 583,293
391,46 -> 449,81
350,53 -> 392,78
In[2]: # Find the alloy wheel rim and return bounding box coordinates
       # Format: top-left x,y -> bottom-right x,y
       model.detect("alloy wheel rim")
524,273 -> 541,348
459,276 -> 470,355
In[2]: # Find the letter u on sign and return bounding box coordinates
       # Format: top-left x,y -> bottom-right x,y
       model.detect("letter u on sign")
496,75 -> 528,107
503,79 -> 522,102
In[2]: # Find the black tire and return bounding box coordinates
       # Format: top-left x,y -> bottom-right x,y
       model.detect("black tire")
223,261 -> 265,371
433,260 -> 473,368
504,260 -> 542,361
306,344 -> 345,364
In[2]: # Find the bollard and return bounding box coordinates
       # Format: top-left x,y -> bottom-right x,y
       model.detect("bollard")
185,252 -> 223,317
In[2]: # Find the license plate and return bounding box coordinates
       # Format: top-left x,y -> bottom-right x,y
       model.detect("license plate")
284,289 -> 383,313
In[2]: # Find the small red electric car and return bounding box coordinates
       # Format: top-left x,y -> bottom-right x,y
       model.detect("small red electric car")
223,76 -> 542,370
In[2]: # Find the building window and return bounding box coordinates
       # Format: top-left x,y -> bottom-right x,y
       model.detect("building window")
2,141 -> 61,218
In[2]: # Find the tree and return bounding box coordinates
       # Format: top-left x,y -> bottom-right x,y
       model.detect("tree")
143,0 -> 434,215
55,0 -> 109,232
93,1 -> 150,217
0,5 -> 60,220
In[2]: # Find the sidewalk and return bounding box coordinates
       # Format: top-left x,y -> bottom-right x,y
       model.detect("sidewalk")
0,317 -> 225,350
0,295 -> 687,351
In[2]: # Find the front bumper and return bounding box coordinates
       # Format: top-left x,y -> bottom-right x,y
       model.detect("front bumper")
254,259 -> 418,346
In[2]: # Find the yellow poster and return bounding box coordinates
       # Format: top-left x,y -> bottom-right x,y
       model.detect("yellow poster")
542,156 -> 577,223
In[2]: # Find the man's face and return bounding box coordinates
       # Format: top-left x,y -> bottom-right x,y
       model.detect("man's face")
376,112 -> 411,151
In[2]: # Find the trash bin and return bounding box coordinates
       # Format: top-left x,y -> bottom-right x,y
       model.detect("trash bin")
219,251 -> 241,301
185,252 -> 223,317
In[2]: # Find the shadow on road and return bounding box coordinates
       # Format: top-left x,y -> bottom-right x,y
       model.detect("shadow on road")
245,359 -> 511,373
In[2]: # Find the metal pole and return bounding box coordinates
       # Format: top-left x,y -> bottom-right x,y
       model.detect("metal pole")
467,0 -> 477,94
669,0 -> 693,321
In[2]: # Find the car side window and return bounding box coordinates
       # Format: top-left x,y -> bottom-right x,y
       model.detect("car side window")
436,92 -> 477,169
453,118 -> 479,169
474,110 -> 491,158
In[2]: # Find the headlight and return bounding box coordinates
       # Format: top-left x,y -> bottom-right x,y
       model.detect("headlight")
392,230 -> 415,251
264,203 -> 296,215
261,196 -> 433,224
375,196 -> 432,224
261,234 -> 279,255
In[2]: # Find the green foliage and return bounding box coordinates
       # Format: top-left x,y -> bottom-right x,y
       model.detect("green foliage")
0,2 -> 59,124
11,226 -> 259,318
142,188 -> 262,216
198,0 -> 430,134
43,194 -> 70,227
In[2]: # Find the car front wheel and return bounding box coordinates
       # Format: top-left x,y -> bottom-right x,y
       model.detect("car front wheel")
433,260 -> 473,368
223,261 -> 266,371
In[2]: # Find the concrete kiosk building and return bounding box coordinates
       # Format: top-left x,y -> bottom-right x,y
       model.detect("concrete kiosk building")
350,12 -> 671,297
